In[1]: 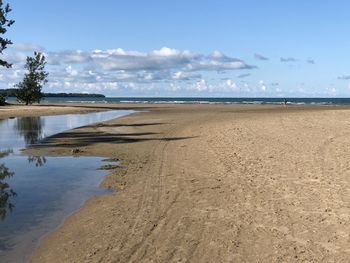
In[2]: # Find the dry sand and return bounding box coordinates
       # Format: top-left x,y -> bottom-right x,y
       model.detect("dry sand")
2,104 -> 350,262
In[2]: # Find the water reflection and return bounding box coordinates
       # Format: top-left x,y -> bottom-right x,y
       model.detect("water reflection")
27,156 -> 47,167
0,117 -> 46,221
0,150 -> 16,221
0,110 -> 134,262
15,117 -> 44,145
0,152 -> 49,221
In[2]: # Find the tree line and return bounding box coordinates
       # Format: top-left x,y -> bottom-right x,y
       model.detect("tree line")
0,89 -> 105,98
0,1 -> 48,106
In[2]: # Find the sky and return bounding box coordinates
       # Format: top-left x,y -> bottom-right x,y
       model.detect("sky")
1,0 -> 350,97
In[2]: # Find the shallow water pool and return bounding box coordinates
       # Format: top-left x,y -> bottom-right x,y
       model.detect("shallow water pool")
0,110 -> 133,262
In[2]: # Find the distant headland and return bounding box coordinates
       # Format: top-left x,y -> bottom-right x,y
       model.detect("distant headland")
0,88 -> 105,98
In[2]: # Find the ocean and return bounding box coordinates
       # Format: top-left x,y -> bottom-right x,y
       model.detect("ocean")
6,97 -> 350,105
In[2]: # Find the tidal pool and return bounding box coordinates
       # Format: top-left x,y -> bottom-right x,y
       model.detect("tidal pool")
0,110 -> 133,262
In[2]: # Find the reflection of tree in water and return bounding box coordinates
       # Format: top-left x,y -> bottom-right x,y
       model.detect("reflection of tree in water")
15,116 -> 44,145
0,149 -> 16,221
28,156 -> 47,167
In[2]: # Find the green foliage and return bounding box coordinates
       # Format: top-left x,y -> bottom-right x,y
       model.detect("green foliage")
0,94 -> 5,105
0,0 -> 14,68
15,52 -> 49,105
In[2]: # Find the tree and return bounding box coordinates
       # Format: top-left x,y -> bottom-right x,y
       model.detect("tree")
15,52 -> 49,105
0,94 -> 5,105
0,1 -> 14,106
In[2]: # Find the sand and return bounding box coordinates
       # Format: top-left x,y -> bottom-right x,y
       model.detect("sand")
2,103 -> 350,262
0,103 -> 157,118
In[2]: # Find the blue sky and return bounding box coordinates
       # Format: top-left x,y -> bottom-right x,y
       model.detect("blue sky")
2,0 -> 350,97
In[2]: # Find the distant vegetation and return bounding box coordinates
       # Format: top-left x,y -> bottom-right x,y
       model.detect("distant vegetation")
0,89 -> 105,98
42,93 -> 105,98
0,88 -> 19,97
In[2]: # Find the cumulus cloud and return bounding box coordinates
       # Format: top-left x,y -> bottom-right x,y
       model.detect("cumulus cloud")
280,57 -> 297,62
254,53 -> 269,61
90,47 -> 197,71
47,50 -> 92,65
2,44 -> 45,65
224,79 -> 238,91
194,79 -> 209,92
40,47 -> 256,72
172,71 -> 201,80
258,80 -> 267,92
0,43 -> 259,95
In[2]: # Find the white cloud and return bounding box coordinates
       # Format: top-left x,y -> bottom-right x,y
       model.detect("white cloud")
65,65 -> 78,76
172,71 -> 201,80
47,50 -> 91,65
225,79 -> 238,91
151,47 -> 185,57
194,79 -> 208,92
326,86 -> 336,95
258,80 -> 267,92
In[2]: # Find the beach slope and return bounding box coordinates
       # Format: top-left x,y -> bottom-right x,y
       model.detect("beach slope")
21,104 -> 350,262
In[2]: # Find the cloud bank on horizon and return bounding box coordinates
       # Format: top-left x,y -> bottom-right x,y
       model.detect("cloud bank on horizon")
0,43 -> 346,97
1,44 -> 259,96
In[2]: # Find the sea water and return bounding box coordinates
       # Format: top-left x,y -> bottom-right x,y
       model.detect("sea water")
6,96 -> 350,105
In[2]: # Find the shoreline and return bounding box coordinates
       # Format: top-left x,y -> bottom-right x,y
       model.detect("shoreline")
2,101 -> 350,119
0,103 -> 159,119
2,103 -> 350,262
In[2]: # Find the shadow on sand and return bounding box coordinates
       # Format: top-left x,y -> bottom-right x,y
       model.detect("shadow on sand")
32,122 -> 196,149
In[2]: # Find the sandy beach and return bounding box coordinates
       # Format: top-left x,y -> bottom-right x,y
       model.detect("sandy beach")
2,103 -> 350,262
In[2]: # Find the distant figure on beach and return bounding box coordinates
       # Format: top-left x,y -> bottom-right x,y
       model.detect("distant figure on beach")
283,98 -> 287,106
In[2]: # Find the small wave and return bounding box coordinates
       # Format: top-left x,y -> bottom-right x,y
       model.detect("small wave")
59,100 -> 107,103
43,97 -> 350,106
241,101 -> 264,104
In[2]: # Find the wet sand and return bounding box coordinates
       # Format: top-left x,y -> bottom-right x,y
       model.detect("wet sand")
0,103 -> 156,118
2,103 -> 350,262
